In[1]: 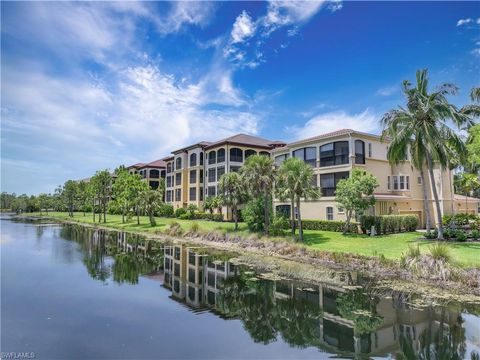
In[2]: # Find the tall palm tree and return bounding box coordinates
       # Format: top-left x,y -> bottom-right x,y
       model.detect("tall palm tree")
455,172 -> 480,214
218,172 -> 247,231
276,157 -> 320,242
241,154 -> 276,235
381,69 -> 472,239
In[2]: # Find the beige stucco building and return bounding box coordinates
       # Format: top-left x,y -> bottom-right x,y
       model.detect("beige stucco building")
127,159 -> 166,190
272,129 -> 479,227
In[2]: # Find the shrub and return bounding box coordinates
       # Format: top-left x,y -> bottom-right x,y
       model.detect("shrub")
194,212 -> 223,222
403,216 -> 419,232
175,207 -> 187,218
178,213 -> 191,220
186,204 -> 198,216
471,229 -> 480,239
406,244 -> 421,258
157,203 -> 174,218
443,213 -> 478,226
243,198 -> 266,232
443,228 -> 455,239
166,221 -> 183,237
455,230 -> 467,242
424,229 -> 438,239
301,220 -> 358,233
269,215 -> 290,236
428,243 -> 451,262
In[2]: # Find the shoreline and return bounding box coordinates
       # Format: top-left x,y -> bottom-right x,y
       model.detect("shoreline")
16,214 -> 480,303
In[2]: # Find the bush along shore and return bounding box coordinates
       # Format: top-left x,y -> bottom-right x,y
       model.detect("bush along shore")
19,213 -> 480,298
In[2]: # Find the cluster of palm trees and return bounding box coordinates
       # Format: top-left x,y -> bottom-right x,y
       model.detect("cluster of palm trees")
382,69 -> 479,239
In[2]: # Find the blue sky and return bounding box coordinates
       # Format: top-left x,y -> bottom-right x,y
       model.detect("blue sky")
1,1 -> 479,194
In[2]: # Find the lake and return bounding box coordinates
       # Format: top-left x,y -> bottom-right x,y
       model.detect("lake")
1,215 -> 479,359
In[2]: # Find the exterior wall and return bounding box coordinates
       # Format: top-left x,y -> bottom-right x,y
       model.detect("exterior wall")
272,132 -> 479,227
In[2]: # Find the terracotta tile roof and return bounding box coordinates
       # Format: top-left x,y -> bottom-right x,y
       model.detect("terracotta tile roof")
127,162 -> 146,169
139,159 -> 166,169
204,133 -> 286,150
171,141 -> 213,154
272,129 -> 383,152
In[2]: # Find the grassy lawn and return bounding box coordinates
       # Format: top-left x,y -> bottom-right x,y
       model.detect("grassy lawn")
27,212 -> 480,268
304,230 -> 480,268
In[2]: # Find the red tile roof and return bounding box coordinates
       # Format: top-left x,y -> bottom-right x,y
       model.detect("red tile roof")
203,133 -> 286,150
139,159 -> 166,169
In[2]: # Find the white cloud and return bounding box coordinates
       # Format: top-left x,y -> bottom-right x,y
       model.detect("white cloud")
154,2 -> 215,34
231,11 -> 256,44
376,85 -> 398,97
471,48 -> 480,57
287,109 -> 379,140
457,18 -> 472,26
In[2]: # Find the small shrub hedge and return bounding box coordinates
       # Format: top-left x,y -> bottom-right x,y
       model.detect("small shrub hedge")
443,213 -> 479,226
360,215 -> 419,235
269,215 -> 290,236
193,212 -> 223,222
157,204 -> 174,217
301,220 -> 358,233
174,207 -> 187,218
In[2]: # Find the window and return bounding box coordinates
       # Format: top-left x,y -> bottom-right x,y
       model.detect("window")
166,190 -> 172,202
208,151 -> 216,165
174,263 -> 180,276
166,176 -> 173,188
393,175 -> 410,190
245,149 -> 256,159
200,188 -> 203,201
338,207 -> 345,214
275,154 -> 288,166
230,166 -> 241,172
355,140 -> 365,164
387,176 -> 390,190
320,172 -> 349,196
320,141 -> 349,167
176,157 -> 182,170
217,148 -> 225,163
293,147 -> 316,167
326,207 -> 334,220
400,176 -> 405,190
259,151 -> 270,157
217,166 -> 225,181
208,168 -> 216,182
368,143 -> 372,158
190,153 -> 197,167
149,181 -> 159,189
230,148 -> 243,162
207,186 -> 216,197
167,163 -> 172,173
393,176 -> 399,190
175,173 -> 182,186
417,176 -> 422,185
311,174 -> 318,187
406,176 -> 410,190
150,169 -> 160,178
189,187 -> 196,201
199,170 -> 203,183
200,152 -> 204,165
175,189 -> 181,202
276,205 -> 291,218
189,170 -> 196,184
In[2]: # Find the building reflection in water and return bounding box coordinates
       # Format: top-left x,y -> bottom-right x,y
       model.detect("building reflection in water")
60,224 -> 476,359
163,244 -> 471,359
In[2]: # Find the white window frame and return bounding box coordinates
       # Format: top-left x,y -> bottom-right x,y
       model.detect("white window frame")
326,206 -> 334,220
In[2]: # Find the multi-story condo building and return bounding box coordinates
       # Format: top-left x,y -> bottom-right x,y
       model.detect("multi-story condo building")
272,129 -> 479,226
164,134 -> 286,215
127,159 -> 166,190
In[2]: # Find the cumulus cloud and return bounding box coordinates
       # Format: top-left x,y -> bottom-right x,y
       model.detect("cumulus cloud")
457,18 -> 472,26
231,11 -> 256,44
287,109 -> 379,140
376,85 -> 398,97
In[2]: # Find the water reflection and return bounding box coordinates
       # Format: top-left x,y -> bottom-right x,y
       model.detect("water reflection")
60,224 -> 479,359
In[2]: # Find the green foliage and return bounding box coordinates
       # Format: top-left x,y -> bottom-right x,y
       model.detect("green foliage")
467,124 -> 480,168
443,213 -> 479,226
405,244 -> 421,258
455,230 -> 467,242
429,243 -> 451,262
470,229 -> 480,239
63,180 -> 78,217
243,198 -> 266,232
336,290 -> 383,335
189,222 -> 200,233
360,215 -> 419,234
194,212 -> 224,222
107,201 -> 122,215
140,188 -> 164,226
424,229 -> 438,239
186,204 -> 198,217
301,219 -> 358,233
157,203 -> 174,217
335,168 -> 379,233
268,215 -> 290,236
175,207 -> 187,218
218,172 -> 247,230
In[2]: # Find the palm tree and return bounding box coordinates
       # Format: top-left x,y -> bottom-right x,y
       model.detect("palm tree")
218,172 -> 247,231
381,69 -> 472,239
241,155 -> 276,235
276,157 -> 320,242
140,187 -> 164,226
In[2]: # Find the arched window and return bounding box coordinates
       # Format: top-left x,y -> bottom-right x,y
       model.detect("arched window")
259,151 -> 270,157
230,148 -> 243,162
150,169 -> 160,178
292,147 -> 316,167
355,140 -> 365,164
200,152 -> 204,165
176,157 -> 182,170
167,163 -> 172,173
320,141 -> 349,167
190,153 -> 197,167
217,148 -> 225,163
245,149 -> 256,159
208,151 -> 216,165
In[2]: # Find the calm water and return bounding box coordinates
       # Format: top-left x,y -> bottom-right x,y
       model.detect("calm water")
1,216 -> 480,359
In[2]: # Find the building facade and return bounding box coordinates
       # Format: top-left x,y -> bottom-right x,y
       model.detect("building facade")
272,129 -> 479,226
164,134 -> 285,216
127,159 -> 166,190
